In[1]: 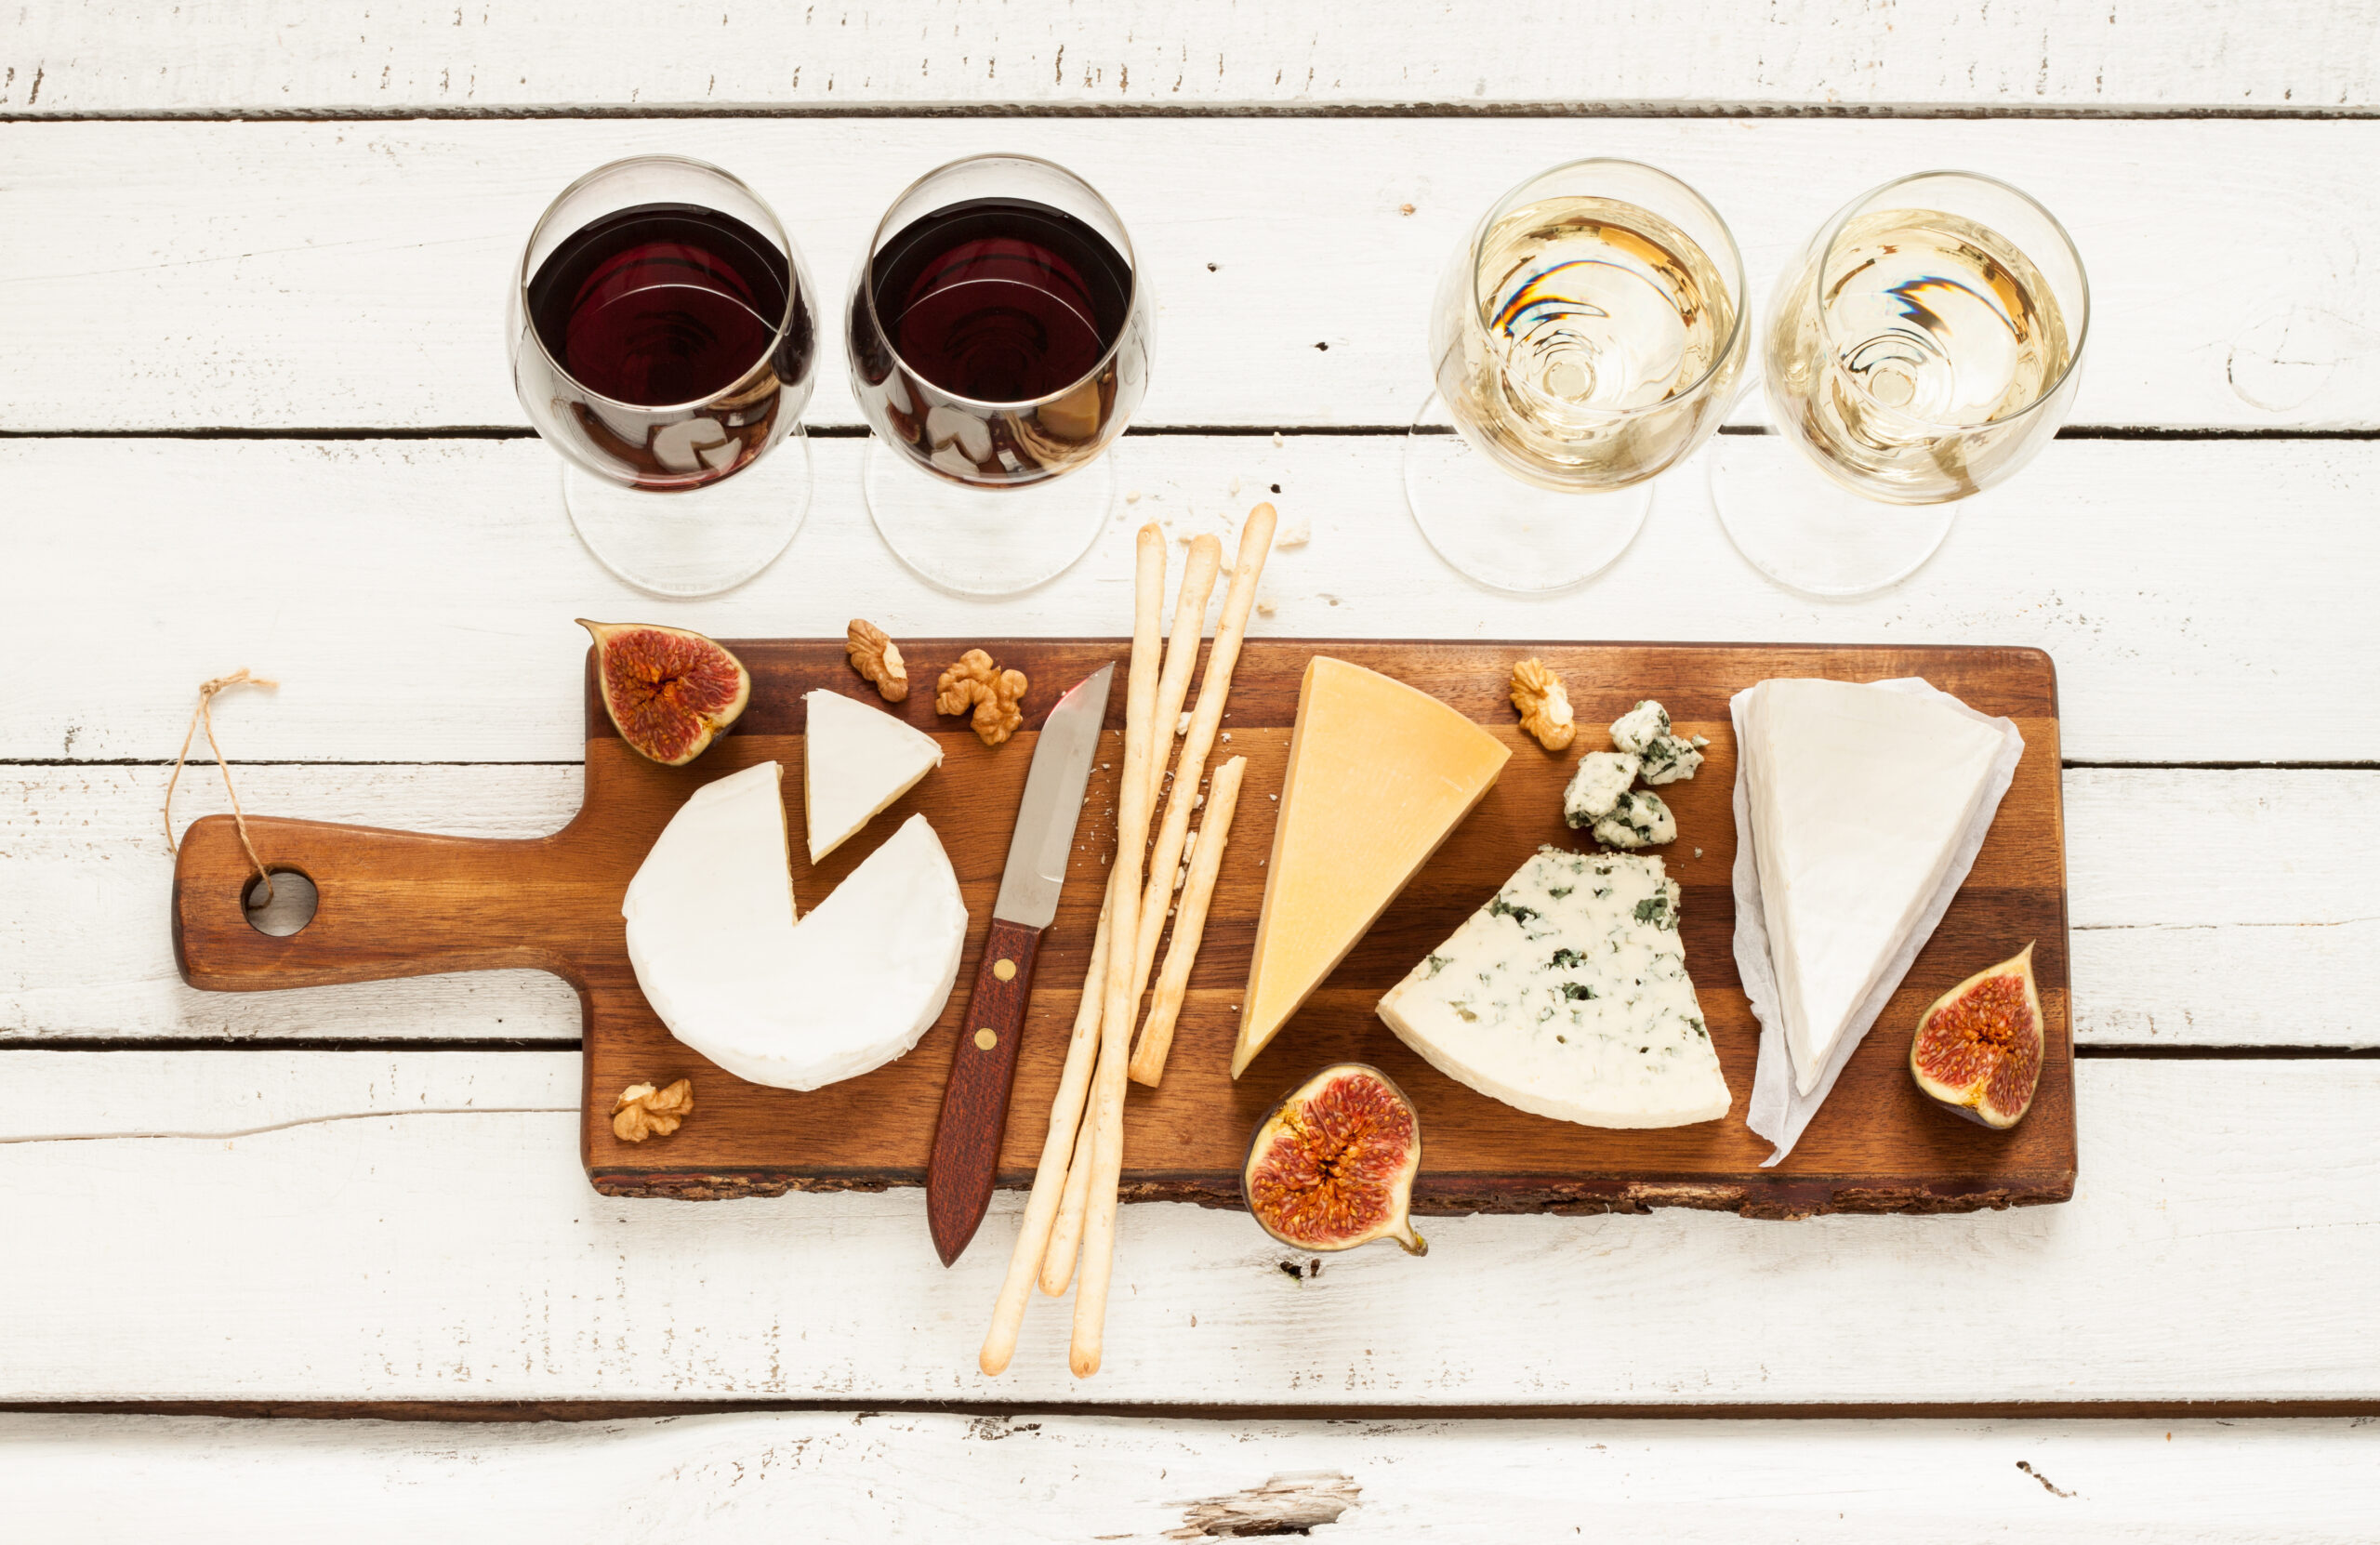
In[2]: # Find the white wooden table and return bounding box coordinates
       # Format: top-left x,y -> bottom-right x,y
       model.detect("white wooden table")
6,5 -> 2378,1538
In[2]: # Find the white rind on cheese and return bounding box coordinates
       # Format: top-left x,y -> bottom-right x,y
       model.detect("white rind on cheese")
1592,788 -> 1676,849
623,765 -> 966,1092
802,689 -> 943,863
1378,849 -> 1729,1129
1563,750 -> 1641,826
1739,678 -> 2008,1096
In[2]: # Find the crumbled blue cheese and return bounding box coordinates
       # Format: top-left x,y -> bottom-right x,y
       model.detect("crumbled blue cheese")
1610,698 -> 1702,785
1593,788 -> 1675,849
1375,849 -> 1729,1128
1562,750 -> 1642,827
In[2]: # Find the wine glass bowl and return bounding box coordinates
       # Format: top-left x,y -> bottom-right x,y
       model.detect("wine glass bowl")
848,153 -> 1151,596
1714,169 -> 2090,596
1408,158 -> 1748,593
508,154 -> 817,596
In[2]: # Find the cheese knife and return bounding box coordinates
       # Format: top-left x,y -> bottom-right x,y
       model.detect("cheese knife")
925,661 -> 1115,1267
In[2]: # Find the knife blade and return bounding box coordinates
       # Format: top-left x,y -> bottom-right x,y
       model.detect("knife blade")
925,662 -> 1115,1266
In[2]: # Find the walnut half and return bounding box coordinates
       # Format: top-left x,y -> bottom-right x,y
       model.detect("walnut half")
1509,658 -> 1577,751
613,1079 -> 694,1142
935,648 -> 1029,746
846,619 -> 909,703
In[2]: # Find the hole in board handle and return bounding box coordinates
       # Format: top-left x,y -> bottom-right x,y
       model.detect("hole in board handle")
243,869 -> 319,938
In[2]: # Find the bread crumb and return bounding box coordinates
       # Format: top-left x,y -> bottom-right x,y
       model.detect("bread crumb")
1125,490 -> 1142,503
1256,597 -> 1277,616
1276,518 -> 1311,548
1228,475 -> 1241,495
1271,431 -> 1284,447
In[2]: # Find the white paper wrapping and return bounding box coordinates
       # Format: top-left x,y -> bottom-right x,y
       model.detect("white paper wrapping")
1732,678 -> 2026,1165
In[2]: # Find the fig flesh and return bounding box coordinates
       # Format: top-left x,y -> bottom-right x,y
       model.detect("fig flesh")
1910,943 -> 2044,1129
579,619 -> 751,766
1243,1063 -> 1426,1256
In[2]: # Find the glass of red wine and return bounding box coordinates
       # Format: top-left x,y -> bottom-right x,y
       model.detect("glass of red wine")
509,155 -> 816,597
848,154 -> 1149,595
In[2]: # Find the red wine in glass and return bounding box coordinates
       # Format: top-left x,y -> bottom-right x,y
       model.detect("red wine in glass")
867,196 -> 1131,402
522,201 -> 812,486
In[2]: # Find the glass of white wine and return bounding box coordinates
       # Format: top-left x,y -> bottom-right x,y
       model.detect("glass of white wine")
1712,170 -> 2089,596
1407,158 -> 1748,593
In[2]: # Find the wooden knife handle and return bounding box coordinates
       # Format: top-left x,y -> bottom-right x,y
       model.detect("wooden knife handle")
172,813 -> 588,991
925,915 -> 1043,1266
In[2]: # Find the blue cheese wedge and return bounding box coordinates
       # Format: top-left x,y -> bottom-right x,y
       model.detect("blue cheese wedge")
1592,787 -> 1675,849
1562,750 -> 1642,826
1376,849 -> 1730,1128
1610,699 -> 1704,785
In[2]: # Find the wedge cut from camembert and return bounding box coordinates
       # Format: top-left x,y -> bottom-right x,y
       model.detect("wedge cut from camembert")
622,760 -> 968,1092
1232,657 -> 1511,1078
803,688 -> 943,862
1379,850 -> 1729,1128
1739,679 -> 2009,1096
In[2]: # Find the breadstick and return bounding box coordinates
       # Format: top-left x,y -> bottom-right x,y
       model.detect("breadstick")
979,882 -> 1115,1374
1124,504 -> 1277,1054
1069,523 -> 1167,1378
1038,1093 -> 1099,1295
1127,757 -> 1247,1085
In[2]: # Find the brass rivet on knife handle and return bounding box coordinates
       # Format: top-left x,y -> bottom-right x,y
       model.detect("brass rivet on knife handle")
1128,756 -> 1248,1087
1070,522 -> 1168,1380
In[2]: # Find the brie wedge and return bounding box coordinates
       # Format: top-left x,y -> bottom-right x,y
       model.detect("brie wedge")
803,689 -> 943,863
622,761 -> 968,1092
1378,849 -> 1728,1128
1739,679 -> 2008,1095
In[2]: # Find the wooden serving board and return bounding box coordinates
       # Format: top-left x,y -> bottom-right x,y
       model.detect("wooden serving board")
173,640 -> 2072,1219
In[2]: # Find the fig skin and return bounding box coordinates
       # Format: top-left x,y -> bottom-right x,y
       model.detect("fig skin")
579,619 -> 752,767
1242,1063 -> 1427,1256
1909,943 -> 2043,1130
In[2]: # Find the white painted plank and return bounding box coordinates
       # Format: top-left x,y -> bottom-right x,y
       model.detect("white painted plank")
9,1 -> 2375,115
8,764 -> 2373,1048
7,1052 -> 2376,1403
5,118 -> 2378,432
3,435 -> 2373,764
6,1411 -> 2377,1544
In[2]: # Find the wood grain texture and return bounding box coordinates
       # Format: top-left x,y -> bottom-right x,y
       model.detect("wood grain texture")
1,1052 -> 2372,1405
5,435 -> 2373,767
9,1 -> 2373,114
170,639 -> 2071,1217
6,119 -> 2380,433
6,1412 -> 2379,1543
12,764 -> 2367,1050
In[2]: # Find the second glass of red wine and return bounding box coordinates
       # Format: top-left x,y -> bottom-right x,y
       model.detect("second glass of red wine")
848,154 -> 1150,595
509,155 -> 816,597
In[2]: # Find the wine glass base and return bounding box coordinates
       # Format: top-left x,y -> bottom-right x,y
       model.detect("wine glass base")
1708,435 -> 1962,598
1402,392 -> 1651,594
864,436 -> 1111,596
563,426 -> 812,599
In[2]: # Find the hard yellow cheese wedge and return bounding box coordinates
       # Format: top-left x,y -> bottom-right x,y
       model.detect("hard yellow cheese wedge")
1232,657 -> 1511,1078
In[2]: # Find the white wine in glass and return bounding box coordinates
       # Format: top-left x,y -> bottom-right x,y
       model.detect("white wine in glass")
1408,160 -> 1746,594
1715,171 -> 2088,595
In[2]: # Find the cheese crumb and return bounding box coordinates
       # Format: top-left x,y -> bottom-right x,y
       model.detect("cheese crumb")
1176,711 -> 1191,735
1221,732 -> 1231,742
1271,431 -> 1284,447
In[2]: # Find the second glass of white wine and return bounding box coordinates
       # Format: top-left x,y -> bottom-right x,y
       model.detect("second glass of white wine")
1712,170 -> 2089,597
1408,158 -> 1748,593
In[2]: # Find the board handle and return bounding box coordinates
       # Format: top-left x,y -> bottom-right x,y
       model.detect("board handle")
172,813 -> 590,992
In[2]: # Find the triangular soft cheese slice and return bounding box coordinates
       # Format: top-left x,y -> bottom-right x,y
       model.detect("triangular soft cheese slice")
1742,679 -> 2007,1095
803,689 -> 943,863
1232,657 -> 1511,1078
622,764 -> 967,1093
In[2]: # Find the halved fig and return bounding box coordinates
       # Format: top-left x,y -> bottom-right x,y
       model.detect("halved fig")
579,619 -> 751,766
1910,943 -> 2044,1129
1243,1063 -> 1426,1256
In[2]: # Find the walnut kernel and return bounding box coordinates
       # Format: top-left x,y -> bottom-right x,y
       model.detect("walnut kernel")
846,619 -> 909,703
935,649 -> 1029,746
613,1078 -> 694,1142
1510,658 -> 1577,751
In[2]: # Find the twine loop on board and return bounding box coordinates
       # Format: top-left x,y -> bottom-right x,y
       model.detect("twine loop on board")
162,669 -> 280,907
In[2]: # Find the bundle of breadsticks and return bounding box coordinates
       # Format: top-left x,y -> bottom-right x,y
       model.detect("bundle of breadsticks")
980,503 -> 1276,1380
